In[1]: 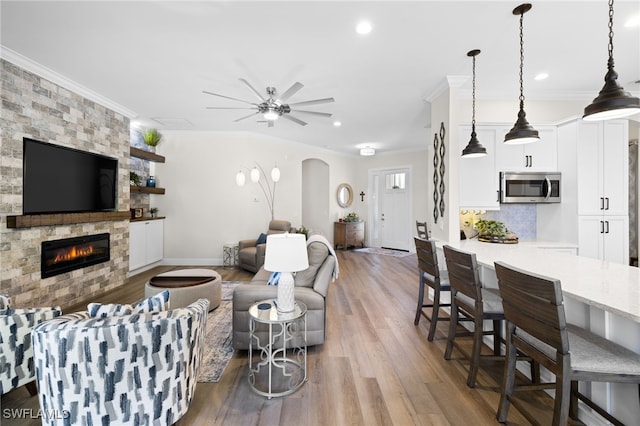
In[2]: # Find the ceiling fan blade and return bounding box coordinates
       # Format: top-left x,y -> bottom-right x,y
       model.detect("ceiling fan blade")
233,111 -> 260,122
202,90 -> 257,106
206,106 -> 257,110
288,97 -> 335,107
239,78 -> 266,102
281,114 -> 308,126
290,109 -> 332,118
278,82 -> 304,102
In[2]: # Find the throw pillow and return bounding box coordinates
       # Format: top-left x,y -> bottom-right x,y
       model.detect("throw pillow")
294,242 -> 329,288
88,290 -> 170,318
257,233 -> 268,245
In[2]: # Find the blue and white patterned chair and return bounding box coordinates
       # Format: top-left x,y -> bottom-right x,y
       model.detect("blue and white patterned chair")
31,296 -> 209,426
0,293 -> 62,396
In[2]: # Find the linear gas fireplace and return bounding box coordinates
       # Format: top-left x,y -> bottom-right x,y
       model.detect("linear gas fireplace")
41,233 -> 110,278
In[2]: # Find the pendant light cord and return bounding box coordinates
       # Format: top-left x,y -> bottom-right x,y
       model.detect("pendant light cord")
607,0 -> 615,69
518,11 -> 525,111
471,54 -> 477,133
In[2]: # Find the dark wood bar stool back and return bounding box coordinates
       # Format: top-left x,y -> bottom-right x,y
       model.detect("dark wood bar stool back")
413,237 -> 450,341
494,261 -> 640,426
442,244 -> 504,388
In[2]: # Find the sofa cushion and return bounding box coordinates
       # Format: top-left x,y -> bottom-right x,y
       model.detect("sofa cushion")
295,241 -> 329,288
256,233 -> 267,245
88,290 -> 170,318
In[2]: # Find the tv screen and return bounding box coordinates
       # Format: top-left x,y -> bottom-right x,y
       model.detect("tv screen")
23,138 -> 118,214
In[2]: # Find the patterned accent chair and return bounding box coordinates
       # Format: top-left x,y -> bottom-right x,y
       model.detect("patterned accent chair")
31,298 -> 209,426
0,294 -> 62,396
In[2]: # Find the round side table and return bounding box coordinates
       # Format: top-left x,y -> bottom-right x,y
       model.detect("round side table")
248,299 -> 307,398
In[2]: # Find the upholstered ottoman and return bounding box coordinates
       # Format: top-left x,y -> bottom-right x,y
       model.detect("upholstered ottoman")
145,268 -> 221,311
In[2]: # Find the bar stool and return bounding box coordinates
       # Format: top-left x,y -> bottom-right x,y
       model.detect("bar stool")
414,237 -> 450,341
442,244 -> 504,388
494,261 -> 640,425
416,221 -> 428,239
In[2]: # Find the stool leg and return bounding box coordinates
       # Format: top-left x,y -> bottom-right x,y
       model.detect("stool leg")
497,323 -> 517,423
414,273 -> 425,326
427,280 -> 440,341
444,295 -> 458,360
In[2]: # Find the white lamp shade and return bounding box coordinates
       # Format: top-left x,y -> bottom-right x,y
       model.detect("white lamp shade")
271,166 -> 281,182
264,233 -> 309,273
250,167 -> 260,183
235,170 -> 246,186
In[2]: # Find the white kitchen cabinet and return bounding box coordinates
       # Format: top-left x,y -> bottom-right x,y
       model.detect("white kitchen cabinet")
459,125 -> 499,209
496,125 -> 558,172
577,120 -> 628,216
578,215 -> 628,265
129,219 -> 164,271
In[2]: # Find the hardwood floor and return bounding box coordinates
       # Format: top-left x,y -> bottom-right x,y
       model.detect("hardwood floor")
1,251 -> 561,425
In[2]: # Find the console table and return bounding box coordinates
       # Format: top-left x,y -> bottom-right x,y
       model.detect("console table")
334,221 -> 364,250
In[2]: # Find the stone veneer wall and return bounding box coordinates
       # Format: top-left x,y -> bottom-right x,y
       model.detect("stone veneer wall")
0,59 -> 131,308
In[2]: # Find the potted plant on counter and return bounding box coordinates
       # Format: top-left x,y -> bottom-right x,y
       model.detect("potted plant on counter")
475,219 -> 518,243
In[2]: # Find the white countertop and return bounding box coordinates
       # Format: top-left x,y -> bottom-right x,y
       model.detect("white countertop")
441,239 -> 640,323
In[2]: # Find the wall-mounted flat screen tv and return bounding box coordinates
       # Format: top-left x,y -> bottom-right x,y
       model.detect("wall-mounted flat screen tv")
22,138 -> 118,214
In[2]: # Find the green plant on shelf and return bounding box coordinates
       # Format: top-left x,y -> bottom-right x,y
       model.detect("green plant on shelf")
343,212 -> 359,222
129,171 -> 142,186
149,207 -> 158,218
141,128 -> 162,147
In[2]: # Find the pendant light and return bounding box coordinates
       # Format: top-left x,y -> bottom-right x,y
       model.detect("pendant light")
504,3 -> 539,145
462,49 -> 487,158
583,0 -> 640,121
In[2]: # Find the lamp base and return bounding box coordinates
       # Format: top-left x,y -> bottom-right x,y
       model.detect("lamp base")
276,272 -> 295,313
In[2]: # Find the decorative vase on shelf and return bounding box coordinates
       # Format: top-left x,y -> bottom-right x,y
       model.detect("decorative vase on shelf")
146,176 -> 156,188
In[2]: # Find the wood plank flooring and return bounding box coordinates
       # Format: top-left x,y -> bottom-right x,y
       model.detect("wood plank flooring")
1,251 -> 561,425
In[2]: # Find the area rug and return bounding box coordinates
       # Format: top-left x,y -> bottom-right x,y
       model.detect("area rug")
197,281 -> 242,383
353,247 -> 413,258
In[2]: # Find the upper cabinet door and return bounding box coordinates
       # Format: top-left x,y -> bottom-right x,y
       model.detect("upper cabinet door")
495,125 -> 558,172
459,125 -> 499,210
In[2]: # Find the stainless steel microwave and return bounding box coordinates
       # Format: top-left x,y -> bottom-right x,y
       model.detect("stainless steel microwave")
500,172 -> 561,203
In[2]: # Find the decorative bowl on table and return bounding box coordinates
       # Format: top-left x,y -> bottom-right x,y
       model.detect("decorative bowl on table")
474,219 -> 518,244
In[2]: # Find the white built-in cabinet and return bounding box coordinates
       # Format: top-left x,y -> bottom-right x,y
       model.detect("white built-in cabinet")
576,119 -> 629,264
458,124 -> 557,209
459,125 -> 499,209
129,219 -> 164,271
495,125 -> 558,172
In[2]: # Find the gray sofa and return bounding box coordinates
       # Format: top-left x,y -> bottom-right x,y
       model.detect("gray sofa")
232,238 -> 336,349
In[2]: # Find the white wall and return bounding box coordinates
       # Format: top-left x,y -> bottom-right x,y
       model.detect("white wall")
153,131 -> 356,265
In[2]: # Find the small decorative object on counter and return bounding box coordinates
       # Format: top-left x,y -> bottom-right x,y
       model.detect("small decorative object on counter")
146,176 -> 156,188
475,219 -> 518,244
149,207 -> 158,218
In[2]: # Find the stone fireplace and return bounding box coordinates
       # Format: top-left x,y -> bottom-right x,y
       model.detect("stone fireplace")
0,57 -> 132,308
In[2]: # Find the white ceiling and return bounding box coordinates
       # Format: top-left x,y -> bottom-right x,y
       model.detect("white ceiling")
1,1 -> 639,156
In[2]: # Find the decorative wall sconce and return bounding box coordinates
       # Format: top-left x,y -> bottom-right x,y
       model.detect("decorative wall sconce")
583,0 -> 640,120
236,162 -> 280,219
504,3 -> 539,145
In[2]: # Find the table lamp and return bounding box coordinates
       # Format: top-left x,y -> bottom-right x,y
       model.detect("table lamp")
264,233 -> 309,313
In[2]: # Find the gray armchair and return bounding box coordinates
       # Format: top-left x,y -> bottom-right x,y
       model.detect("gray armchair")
238,219 -> 291,273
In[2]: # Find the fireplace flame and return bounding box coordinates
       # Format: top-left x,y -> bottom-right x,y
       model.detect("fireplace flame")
52,245 -> 94,264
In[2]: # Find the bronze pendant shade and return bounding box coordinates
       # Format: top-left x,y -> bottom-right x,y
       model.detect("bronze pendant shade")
583,0 -> 640,121
462,49 -> 487,158
504,3 -> 539,145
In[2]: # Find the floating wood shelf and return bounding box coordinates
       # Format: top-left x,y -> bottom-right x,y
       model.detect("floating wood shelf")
130,185 -> 165,194
6,211 -> 131,229
130,147 -> 165,163
130,216 -> 166,223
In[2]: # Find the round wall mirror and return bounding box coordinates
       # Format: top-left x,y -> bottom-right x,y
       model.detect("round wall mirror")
337,183 -> 353,208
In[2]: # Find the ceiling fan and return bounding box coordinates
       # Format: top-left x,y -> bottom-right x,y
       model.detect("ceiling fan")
203,78 -> 334,127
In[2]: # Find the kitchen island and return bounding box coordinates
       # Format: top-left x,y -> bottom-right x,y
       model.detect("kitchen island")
439,239 -> 640,425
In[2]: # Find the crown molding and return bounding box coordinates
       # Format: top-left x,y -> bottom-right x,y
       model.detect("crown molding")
0,45 -> 137,118
423,75 -> 470,102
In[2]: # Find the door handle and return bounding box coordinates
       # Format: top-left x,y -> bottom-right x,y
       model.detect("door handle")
605,220 -> 610,234
600,221 -> 605,234
605,197 -> 609,210
600,197 -> 604,210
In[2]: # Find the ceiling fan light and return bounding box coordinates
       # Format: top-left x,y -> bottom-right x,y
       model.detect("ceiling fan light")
360,147 -> 375,156
263,110 -> 279,121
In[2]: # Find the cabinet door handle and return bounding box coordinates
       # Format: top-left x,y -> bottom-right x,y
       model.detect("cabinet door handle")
605,197 -> 609,210
600,221 -> 605,234
605,220 -> 610,234
600,197 -> 604,210
529,155 -> 533,167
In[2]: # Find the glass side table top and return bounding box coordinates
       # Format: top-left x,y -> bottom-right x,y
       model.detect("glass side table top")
249,299 -> 307,324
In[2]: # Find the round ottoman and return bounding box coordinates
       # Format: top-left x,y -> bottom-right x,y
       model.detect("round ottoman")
145,268 -> 222,311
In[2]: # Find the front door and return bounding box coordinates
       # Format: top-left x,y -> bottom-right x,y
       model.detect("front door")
369,167 -> 412,251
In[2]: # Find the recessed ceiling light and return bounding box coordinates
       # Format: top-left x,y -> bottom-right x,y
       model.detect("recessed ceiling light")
534,72 -> 549,81
356,21 -> 372,35
624,14 -> 640,27
333,121 -> 342,127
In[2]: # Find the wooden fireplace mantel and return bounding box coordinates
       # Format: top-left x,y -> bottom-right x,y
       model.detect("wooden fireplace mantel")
6,211 -> 131,229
